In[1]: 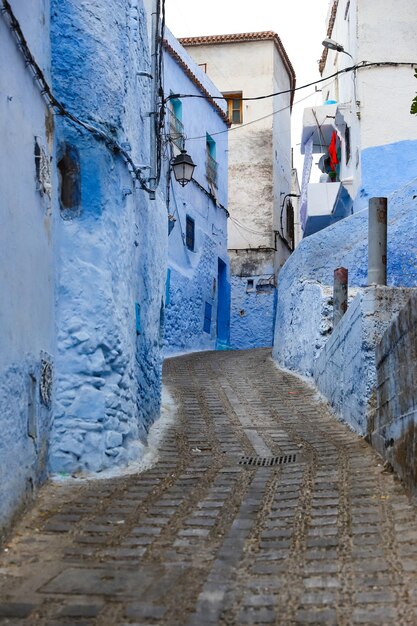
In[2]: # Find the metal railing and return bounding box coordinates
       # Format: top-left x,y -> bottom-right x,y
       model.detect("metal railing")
169,112 -> 184,150
206,152 -> 218,188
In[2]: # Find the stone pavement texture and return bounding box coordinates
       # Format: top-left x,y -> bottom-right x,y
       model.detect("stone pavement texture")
1,349 -> 417,626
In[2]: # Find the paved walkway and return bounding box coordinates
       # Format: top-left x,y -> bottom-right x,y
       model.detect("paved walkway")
1,349 -> 417,625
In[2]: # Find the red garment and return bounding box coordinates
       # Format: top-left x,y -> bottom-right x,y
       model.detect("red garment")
328,131 -> 339,171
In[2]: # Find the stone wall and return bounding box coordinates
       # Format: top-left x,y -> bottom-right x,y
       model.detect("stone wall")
313,287 -> 412,435
374,292 -> 417,494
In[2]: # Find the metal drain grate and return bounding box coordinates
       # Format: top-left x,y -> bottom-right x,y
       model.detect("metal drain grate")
239,454 -> 297,467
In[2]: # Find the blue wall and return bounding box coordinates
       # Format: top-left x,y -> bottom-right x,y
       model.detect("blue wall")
0,1 -> 55,536
354,140 -> 417,212
49,0 -> 167,473
163,31 -> 230,355
230,277 -> 276,350
273,176 -> 417,375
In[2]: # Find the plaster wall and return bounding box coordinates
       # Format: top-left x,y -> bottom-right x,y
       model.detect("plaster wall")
313,287 -> 412,435
181,40 -> 291,255
374,292 -> 417,494
272,44 -> 293,270
163,32 -> 230,355
0,1 -> 55,536
183,38 -> 293,349
273,177 -> 417,376
321,0 -> 417,209
229,249 -> 276,349
49,0 -> 167,473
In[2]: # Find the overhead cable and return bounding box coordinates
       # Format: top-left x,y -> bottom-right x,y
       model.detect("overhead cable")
166,61 -> 417,104
1,0 -> 155,193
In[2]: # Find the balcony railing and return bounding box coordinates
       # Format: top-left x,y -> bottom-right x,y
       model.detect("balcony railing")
206,152 -> 218,188
169,112 -> 184,151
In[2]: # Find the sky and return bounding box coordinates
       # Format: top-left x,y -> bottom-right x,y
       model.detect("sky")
165,0 -> 330,179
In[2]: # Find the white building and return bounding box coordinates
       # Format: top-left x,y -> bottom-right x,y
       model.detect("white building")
300,0 -> 417,237
180,32 -> 296,349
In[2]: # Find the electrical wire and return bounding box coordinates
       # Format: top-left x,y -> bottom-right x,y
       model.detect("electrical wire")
185,90 -> 318,141
1,0 -> 155,194
229,216 -> 267,236
166,61 -> 417,104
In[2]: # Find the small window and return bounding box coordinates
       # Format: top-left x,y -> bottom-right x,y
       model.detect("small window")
203,302 -> 212,334
206,134 -> 218,188
198,63 -> 207,73
169,96 -> 184,151
345,125 -> 351,164
246,279 -> 254,292
186,215 -> 195,251
224,92 -> 243,124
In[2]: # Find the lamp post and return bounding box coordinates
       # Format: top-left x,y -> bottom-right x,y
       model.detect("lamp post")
171,149 -> 196,187
322,38 -> 353,59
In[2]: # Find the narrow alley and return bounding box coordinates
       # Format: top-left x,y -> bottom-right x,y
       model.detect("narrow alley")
1,349 -> 417,625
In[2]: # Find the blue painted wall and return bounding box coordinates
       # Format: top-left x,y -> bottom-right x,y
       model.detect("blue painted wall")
230,277 -> 276,350
163,30 -> 230,355
49,0 -> 167,473
354,140 -> 417,212
0,1 -> 55,536
273,176 -> 417,376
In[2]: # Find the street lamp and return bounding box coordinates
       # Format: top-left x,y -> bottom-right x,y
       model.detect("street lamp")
171,149 -> 196,187
322,38 -> 353,59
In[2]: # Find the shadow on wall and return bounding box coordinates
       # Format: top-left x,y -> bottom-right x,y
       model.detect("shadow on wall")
374,291 -> 417,496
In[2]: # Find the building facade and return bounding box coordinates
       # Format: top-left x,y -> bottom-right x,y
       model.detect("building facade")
1,0 -> 167,535
0,0 -> 55,538
180,33 -> 296,349
162,31 -> 231,355
300,0 -> 417,237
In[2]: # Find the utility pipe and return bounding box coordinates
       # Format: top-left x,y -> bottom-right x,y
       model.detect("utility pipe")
368,197 -> 388,286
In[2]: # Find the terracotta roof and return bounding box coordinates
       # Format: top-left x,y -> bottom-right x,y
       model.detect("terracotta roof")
163,39 -> 230,125
179,32 -> 296,107
319,0 -> 339,74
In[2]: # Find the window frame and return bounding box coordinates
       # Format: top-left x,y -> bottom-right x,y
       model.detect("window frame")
185,215 -> 195,251
223,92 -> 243,125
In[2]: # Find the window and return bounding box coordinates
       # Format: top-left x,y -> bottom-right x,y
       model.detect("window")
206,133 -> 218,188
345,125 -> 351,164
224,92 -> 243,124
169,95 -> 184,151
186,215 -> 195,251
246,279 -> 254,292
203,302 -> 212,334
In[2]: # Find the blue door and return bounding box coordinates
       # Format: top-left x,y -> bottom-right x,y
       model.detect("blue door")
216,258 -> 231,349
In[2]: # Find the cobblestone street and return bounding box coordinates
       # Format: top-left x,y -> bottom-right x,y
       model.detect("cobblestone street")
1,349 -> 417,625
